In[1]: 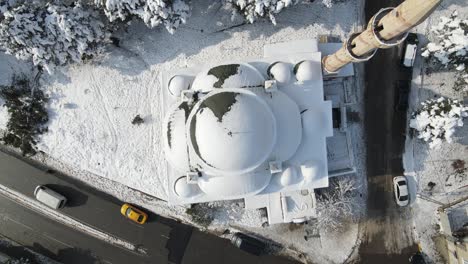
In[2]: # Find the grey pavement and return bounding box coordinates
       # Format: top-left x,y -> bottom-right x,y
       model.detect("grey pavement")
0,149 -> 299,264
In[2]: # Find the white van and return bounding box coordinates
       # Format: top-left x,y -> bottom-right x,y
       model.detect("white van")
34,185 -> 67,209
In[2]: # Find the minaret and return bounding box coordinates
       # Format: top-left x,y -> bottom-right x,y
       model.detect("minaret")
322,0 -> 442,74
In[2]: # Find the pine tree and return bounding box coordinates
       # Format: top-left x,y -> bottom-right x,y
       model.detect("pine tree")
0,1 -> 111,74
94,0 -> 190,34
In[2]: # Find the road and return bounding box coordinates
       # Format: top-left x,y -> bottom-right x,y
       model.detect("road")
0,149 -> 298,264
357,0 -> 419,263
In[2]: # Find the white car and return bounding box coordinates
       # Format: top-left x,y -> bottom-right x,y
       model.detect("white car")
393,176 -> 409,206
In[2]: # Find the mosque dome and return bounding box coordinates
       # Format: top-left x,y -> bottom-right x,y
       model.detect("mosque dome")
267,62 -> 292,83
168,75 -> 190,97
294,60 -> 322,82
174,176 -> 202,198
187,88 -> 277,175
191,63 -> 265,92
279,166 -> 300,186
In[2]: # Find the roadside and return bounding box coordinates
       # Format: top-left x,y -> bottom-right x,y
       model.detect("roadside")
403,1 -> 468,262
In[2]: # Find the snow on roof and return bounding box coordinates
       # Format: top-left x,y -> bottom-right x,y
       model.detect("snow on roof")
163,42 -> 334,209
191,63 -> 265,92
187,89 -> 277,174
163,102 -> 191,172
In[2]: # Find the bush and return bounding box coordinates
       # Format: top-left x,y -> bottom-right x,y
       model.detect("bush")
226,0 -> 341,25
421,11 -> 468,91
185,203 -> 215,228
410,97 -> 468,149
0,75 -> 48,156
94,0 -> 190,34
0,1 -> 111,74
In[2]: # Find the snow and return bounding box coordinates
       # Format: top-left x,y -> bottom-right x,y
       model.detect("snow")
404,1 -> 468,262
0,0 -> 366,262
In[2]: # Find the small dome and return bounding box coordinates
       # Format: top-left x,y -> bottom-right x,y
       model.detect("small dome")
174,177 -> 202,198
191,63 -> 265,92
279,166 -> 299,186
294,60 -> 322,82
187,89 -> 276,174
197,169 -> 271,199
300,160 -> 323,182
267,62 -> 291,83
168,75 -> 190,97
163,102 -> 192,172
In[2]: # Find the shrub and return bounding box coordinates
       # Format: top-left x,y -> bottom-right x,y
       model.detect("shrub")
0,75 -> 48,156
410,97 -> 467,149
421,11 -> 468,91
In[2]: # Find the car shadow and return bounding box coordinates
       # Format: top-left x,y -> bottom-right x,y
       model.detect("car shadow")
44,184 -> 88,208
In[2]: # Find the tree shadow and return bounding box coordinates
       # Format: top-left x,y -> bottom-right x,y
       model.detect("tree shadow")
44,0 -> 357,82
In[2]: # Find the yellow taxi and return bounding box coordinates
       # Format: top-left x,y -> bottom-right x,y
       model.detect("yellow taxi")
120,203 -> 148,224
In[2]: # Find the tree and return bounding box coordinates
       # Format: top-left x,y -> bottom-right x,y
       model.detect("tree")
226,0 -> 341,25
0,75 -> 48,156
0,1 -> 111,74
421,11 -> 468,91
94,0 -> 190,34
315,176 -> 362,232
410,97 -> 468,149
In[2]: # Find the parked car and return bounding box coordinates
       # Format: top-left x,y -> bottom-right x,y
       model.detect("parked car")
394,80 -> 410,111
120,203 -> 148,224
401,33 -> 419,68
34,185 -> 67,209
393,176 -> 410,206
230,233 -> 266,256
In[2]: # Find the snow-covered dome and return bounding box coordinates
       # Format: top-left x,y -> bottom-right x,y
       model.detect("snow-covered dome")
279,166 -> 300,186
187,88 -> 277,174
294,60 -> 322,82
301,160 -> 324,183
191,63 -> 265,92
163,102 -> 191,172
168,75 -> 190,97
267,62 -> 292,83
197,169 -> 271,198
174,177 -> 202,198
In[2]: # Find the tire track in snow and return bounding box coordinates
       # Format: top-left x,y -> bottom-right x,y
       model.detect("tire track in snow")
0,183 -> 146,255
89,71 -> 119,176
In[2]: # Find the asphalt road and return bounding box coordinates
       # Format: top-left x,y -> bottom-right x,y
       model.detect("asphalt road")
357,0 -> 419,263
0,149 -> 298,264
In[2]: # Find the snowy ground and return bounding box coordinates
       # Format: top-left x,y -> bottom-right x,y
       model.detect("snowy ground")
404,0 -> 468,262
0,0 -> 366,262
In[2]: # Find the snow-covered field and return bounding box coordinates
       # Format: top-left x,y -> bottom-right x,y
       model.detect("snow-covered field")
0,0 -> 366,262
404,1 -> 468,262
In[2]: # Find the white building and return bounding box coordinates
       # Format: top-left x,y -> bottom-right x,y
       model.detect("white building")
162,39 -> 354,224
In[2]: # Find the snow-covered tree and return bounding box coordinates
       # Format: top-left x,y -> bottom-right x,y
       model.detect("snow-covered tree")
421,11 -> 468,91
226,0 -> 340,25
410,97 -> 468,149
315,177 -> 362,232
95,0 -> 190,34
0,75 -> 48,156
0,1 -> 111,74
